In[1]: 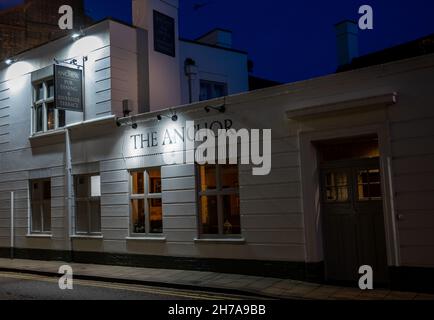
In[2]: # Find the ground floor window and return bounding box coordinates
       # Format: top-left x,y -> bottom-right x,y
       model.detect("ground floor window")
198,164 -> 241,236
30,179 -> 51,234
74,175 -> 101,235
130,168 -> 163,235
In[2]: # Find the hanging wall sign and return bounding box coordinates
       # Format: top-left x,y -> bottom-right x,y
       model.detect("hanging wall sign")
54,65 -> 83,112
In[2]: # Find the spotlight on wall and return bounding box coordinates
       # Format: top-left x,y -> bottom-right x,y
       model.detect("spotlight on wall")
132,123 -> 138,130
4,58 -> 16,65
205,104 -> 226,114
157,114 -> 178,122
71,30 -> 85,40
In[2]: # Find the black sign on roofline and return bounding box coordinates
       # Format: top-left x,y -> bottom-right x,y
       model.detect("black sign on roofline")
54,64 -> 83,112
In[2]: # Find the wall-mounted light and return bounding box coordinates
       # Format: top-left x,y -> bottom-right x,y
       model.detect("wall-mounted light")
157,113 -> 178,122
4,58 -> 16,65
71,30 -> 85,40
116,117 -> 138,129
205,104 -> 226,113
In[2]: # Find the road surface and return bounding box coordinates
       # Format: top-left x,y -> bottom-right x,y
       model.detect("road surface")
0,271 -> 255,300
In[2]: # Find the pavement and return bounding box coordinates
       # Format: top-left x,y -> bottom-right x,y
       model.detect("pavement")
0,258 -> 433,300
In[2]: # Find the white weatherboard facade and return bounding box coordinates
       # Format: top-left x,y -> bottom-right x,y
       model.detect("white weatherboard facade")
0,14 -> 434,290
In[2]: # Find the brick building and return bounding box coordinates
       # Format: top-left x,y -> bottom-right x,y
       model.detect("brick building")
0,0 -> 92,61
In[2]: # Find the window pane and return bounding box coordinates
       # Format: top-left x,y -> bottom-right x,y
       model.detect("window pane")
199,165 -> 217,191
213,83 -> 226,98
222,194 -> 241,235
76,176 -> 89,198
42,200 -> 51,232
58,109 -> 66,128
200,81 -> 227,101
221,165 -> 239,189
35,83 -> 44,101
75,200 -> 89,233
131,199 -> 145,233
46,80 -> 54,98
149,198 -> 163,233
31,201 -> 42,233
325,172 -> 349,202
90,199 -> 101,233
200,196 -> 218,234
200,82 -> 212,101
326,172 -> 348,186
47,103 -> 55,130
43,180 -> 51,199
358,169 -> 382,201
131,171 -> 144,194
91,175 -> 101,197
42,181 -> 51,232
148,169 -> 162,194
36,105 -> 43,132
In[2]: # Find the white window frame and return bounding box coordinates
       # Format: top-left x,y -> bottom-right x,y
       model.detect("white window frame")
197,164 -> 241,238
129,168 -> 163,236
74,174 -> 102,236
32,79 -> 65,133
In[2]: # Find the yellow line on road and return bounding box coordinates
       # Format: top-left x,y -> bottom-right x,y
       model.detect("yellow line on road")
0,271 -> 248,300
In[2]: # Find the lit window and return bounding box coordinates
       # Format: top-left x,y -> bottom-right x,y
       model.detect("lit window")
30,179 -> 51,234
33,79 -> 66,133
357,169 -> 382,201
200,80 -> 227,101
324,171 -> 349,203
198,164 -> 241,236
130,169 -> 163,235
74,175 -> 101,235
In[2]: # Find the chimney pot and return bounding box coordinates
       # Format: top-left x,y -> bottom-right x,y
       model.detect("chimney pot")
335,20 -> 359,67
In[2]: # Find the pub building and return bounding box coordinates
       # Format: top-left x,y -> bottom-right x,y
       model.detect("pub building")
0,0 -> 434,292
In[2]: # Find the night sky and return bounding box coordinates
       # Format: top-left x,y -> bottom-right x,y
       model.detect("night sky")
1,0 -> 434,83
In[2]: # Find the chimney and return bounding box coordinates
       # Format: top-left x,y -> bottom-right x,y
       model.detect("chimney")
196,29 -> 233,49
335,20 -> 359,67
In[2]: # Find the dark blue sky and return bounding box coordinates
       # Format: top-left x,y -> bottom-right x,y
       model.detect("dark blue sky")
2,0 -> 434,83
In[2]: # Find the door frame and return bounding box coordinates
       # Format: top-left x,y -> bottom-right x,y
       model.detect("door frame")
319,157 -> 389,283
299,124 -> 400,271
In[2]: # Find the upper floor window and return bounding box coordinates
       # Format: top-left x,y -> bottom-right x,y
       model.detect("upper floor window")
130,168 -> 163,235
198,164 -> 241,237
30,179 -> 51,234
33,79 -> 65,133
74,174 -> 102,235
200,80 -> 227,101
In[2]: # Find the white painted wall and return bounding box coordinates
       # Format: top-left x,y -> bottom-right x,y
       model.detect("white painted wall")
179,40 -> 249,104
132,0 -> 182,111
